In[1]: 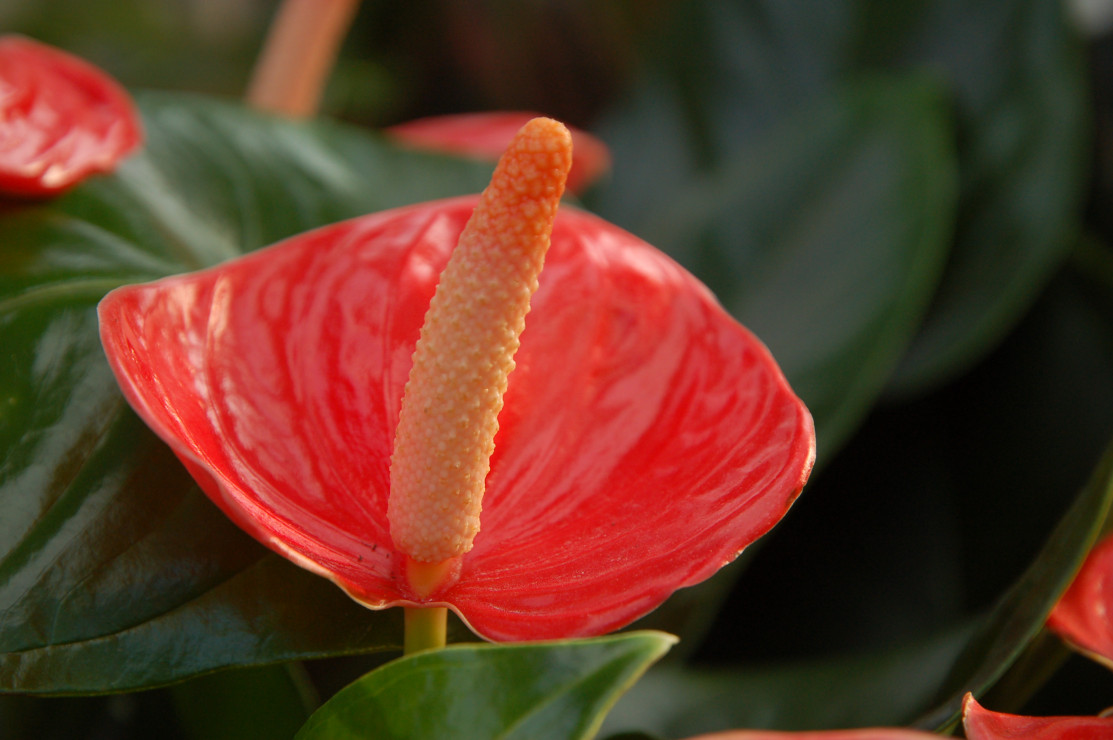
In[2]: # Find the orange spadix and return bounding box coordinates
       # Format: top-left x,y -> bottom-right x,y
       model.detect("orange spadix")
387,117 -> 573,566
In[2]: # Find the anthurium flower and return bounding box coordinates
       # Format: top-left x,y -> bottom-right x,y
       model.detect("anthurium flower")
98,118 -> 814,642
1047,532 -> 1113,669
387,111 -> 610,193
962,693 -> 1113,739
0,35 -> 142,197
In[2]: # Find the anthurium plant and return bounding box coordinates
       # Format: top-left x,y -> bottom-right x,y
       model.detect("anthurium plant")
3,1 -> 1113,739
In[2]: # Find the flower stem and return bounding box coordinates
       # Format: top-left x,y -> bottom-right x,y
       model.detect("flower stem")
403,607 -> 447,655
245,0 -> 361,117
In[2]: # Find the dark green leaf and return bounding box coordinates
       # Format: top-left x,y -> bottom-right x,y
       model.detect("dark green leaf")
882,0 -> 1089,391
603,439 -> 1113,737
638,76 -> 957,463
601,624 -> 972,737
595,0 -> 1088,402
913,439 -> 1113,730
0,93 -> 492,693
295,632 -> 676,740
607,77 -> 956,654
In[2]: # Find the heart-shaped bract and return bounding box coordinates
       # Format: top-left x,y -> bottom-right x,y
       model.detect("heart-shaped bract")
98,195 -> 814,641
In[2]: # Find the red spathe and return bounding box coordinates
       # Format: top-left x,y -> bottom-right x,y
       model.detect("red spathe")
1048,532 -> 1113,669
0,35 -> 142,197
963,694 -> 1113,740
98,196 -> 815,642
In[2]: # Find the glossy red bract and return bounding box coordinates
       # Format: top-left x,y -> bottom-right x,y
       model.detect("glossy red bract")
1047,532 -> 1113,669
387,111 -> 610,194
0,35 -> 142,197
98,197 -> 815,642
962,694 -> 1113,740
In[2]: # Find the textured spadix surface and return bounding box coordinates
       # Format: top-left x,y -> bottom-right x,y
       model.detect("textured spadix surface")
98,196 -> 814,641
389,117 -> 571,564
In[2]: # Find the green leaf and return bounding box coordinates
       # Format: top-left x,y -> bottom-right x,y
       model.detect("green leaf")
603,439 -> 1113,737
882,0 -> 1089,391
912,439 -> 1113,730
0,93 -> 492,694
600,624 -> 972,737
295,632 -> 676,740
641,76 -> 957,463
594,0 -> 1088,404
605,77 -> 956,654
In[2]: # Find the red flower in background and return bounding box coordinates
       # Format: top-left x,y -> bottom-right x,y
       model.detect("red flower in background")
388,111 -> 610,193
671,697 -> 1113,740
962,694 -> 1113,740
0,35 -> 142,197
1047,532 -> 1113,669
98,120 -> 812,642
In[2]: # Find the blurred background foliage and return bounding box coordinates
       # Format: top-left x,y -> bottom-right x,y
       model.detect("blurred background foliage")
3,0 -> 1113,737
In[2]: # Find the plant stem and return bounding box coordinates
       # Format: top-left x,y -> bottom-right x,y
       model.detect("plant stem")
404,607 -> 447,655
245,0 -> 361,117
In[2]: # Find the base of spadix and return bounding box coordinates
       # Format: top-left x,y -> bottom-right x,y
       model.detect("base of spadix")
402,558 -> 456,654
406,556 -> 460,598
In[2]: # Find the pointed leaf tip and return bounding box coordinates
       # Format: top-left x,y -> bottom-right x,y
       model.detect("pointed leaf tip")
295,632 -> 675,740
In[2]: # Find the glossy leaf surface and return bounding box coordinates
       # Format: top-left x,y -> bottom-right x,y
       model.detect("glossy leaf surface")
593,76 -> 956,649
1047,532 -> 1113,670
880,0 -> 1088,390
0,35 -> 142,197
629,77 -> 956,460
601,625 -> 972,737
912,441 -> 1113,730
0,93 -> 493,693
295,632 -> 675,740
98,197 -> 815,642
594,0 -> 1086,398
387,111 -> 612,193
604,440 -> 1113,737
962,694 -> 1113,740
